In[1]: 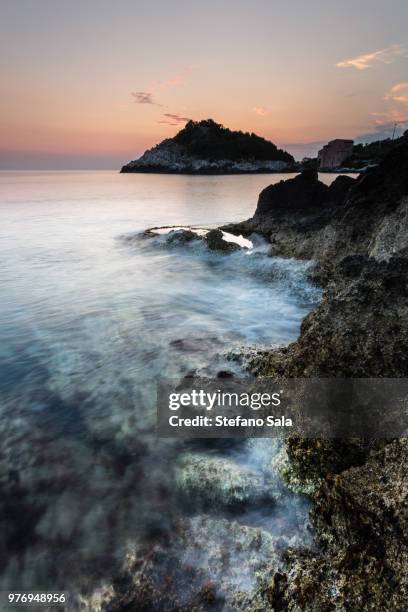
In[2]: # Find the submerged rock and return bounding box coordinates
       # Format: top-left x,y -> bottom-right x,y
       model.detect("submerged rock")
79,515 -> 288,611
216,369 -> 234,379
176,515 -> 282,610
175,452 -> 274,509
141,226 -> 249,254
165,228 -> 201,245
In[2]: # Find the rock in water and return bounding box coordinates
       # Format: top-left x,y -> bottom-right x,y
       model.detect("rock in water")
83,516 -> 284,611
175,452 -> 274,509
165,228 -> 200,245
204,228 -> 241,253
120,119 -> 294,174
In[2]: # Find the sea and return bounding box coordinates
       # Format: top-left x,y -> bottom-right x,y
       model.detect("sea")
0,170 -> 343,604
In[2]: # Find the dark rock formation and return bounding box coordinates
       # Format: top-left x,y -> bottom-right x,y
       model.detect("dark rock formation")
250,256 -> 408,378
223,170 -> 356,259
165,228 -> 199,245
326,140 -> 408,264
256,169 -> 328,216
231,141 -> 408,609
121,119 -> 295,174
224,140 -> 408,264
325,173 -> 357,203
204,229 -> 240,253
278,440 -> 408,611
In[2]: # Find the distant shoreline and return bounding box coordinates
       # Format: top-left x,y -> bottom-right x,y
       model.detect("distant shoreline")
120,167 -> 360,176
120,166 -> 298,175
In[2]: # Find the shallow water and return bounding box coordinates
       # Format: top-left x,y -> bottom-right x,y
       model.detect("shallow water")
0,171 -> 339,602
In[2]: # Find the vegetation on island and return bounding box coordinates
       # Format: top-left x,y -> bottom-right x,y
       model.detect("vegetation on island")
172,119 -> 294,163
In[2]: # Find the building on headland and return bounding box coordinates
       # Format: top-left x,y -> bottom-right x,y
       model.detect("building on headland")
318,139 -> 354,169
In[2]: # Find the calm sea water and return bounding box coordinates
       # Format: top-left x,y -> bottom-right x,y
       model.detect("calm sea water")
0,171 -> 338,599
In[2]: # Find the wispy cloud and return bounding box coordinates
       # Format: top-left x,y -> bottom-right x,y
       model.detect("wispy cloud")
157,113 -> 191,126
336,43 -> 408,70
253,106 -> 269,116
385,82 -> 408,103
131,91 -> 162,106
370,109 -> 408,126
131,67 -> 193,110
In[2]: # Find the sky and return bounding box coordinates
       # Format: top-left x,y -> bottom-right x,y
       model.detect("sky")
1,0 -> 408,169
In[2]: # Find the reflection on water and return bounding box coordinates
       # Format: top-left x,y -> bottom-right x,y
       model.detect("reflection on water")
0,171 -> 329,603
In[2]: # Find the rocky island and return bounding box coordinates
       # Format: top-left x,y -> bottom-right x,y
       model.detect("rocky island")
121,119 -> 295,174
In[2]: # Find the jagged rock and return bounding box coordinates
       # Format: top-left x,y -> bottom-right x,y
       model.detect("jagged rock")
222,170 -> 356,259
326,173 -> 357,203
323,140 -> 408,264
247,254 -> 407,482
226,141 -> 408,609
313,439 -> 408,551
274,440 -> 408,611
204,229 -> 241,253
250,256 -> 408,378
121,119 -> 294,174
216,369 -> 234,378
255,168 -> 331,219
165,228 -> 201,245
224,141 -> 408,264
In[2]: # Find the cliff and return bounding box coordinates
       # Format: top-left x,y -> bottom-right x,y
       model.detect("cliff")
230,139 -> 408,609
224,138 -> 408,263
121,119 -> 295,174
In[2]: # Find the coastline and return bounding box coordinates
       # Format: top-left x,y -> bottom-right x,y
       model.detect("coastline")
1,146 -> 406,610
120,166 -> 300,175
223,138 -> 408,609
86,137 -> 408,610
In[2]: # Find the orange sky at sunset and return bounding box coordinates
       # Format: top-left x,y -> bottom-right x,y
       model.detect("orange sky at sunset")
1,0 -> 408,168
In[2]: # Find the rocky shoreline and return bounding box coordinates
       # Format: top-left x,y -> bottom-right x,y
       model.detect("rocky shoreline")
221,137 -> 408,609
79,138 -> 408,610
